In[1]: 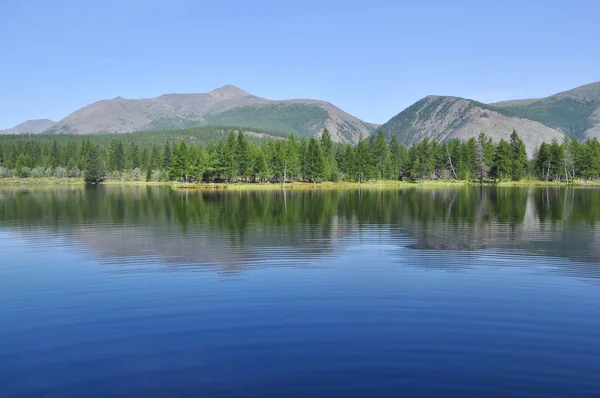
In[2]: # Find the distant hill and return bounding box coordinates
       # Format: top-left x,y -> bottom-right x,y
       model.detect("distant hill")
44,85 -> 376,144
490,98 -> 541,107
0,119 -> 55,134
379,81 -> 600,155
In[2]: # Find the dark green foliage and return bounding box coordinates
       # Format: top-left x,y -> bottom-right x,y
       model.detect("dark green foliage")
491,139 -> 511,181
2,124 -> 600,184
205,104 -> 329,137
492,98 -> 597,140
84,145 -> 104,184
305,137 -> 325,182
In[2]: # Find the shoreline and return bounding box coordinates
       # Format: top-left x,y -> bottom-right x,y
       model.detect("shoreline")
1,178 -> 600,189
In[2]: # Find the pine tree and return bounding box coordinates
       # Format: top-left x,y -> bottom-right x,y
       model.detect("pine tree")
389,136 -> 404,180
84,145 -> 104,184
236,131 -> 251,181
162,142 -> 172,170
50,141 -> 61,168
492,139 -> 511,181
371,131 -> 392,179
252,148 -> 270,182
509,130 -> 528,181
169,140 -> 189,182
146,163 -> 152,182
286,134 -> 301,181
355,134 -> 371,183
476,133 -> 493,183
306,137 -> 325,183
188,144 -> 205,182
341,144 -> 356,181
149,145 -> 160,170
319,128 -> 338,181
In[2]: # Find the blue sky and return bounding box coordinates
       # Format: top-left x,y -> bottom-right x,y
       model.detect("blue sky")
1,0 -> 599,128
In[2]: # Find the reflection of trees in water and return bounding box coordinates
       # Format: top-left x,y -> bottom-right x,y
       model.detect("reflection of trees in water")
1,186 -> 600,264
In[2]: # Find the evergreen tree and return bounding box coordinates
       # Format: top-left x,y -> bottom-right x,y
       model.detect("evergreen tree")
50,141 -> 61,168
286,134 -> 301,181
146,163 -> 152,182
475,133 -> 493,183
84,145 -> 104,184
299,137 -> 308,181
492,139 -> 511,181
108,139 -> 125,172
252,148 -> 270,182
355,134 -> 371,183
371,131 -> 392,179
306,137 -> 325,183
509,130 -> 528,181
162,142 -> 172,170
320,128 -> 337,181
188,144 -> 205,182
169,140 -> 189,182
389,135 -> 405,180
149,145 -> 161,170
341,144 -> 356,181
236,131 -> 251,181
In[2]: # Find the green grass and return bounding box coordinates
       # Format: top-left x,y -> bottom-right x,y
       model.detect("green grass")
3,178 -> 599,190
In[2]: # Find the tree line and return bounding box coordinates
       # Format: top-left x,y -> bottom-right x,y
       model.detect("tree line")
1,128 -> 600,184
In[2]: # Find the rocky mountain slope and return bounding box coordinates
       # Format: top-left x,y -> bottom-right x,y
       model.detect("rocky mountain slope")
379,81 -> 600,155
378,96 -> 564,155
0,119 -> 55,134
44,85 -> 376,143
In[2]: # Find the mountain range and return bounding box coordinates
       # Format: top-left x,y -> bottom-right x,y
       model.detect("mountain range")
42,85 -> 376,144
3,81 -> 600,154
378,81 -> 600,154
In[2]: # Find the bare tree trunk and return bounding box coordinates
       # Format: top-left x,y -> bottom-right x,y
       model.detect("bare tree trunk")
446,146 -> 458,180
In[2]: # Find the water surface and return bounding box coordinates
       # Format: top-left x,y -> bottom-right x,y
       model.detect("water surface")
1,186 -> 599,397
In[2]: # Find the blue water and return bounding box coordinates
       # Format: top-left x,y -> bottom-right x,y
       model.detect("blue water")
1,186 -> 599,397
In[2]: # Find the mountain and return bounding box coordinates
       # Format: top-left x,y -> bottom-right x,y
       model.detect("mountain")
378,96 -> 565,155
379,81 -> 600,155
44,85 -> 377,143
490,81 -> 600,140
0,119 -> 55,134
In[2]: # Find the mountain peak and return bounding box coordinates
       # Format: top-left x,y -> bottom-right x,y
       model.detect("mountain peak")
209,85 -> 249,98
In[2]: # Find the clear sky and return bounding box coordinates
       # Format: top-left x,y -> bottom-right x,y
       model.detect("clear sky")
1,0 -> 599,128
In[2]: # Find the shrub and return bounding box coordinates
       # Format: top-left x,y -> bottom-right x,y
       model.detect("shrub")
0,167 -> 14,178
132,167 -> 142,181
68,168 -> 82,178
19,167 -> 31,178
30,167 -> 46,178
54,167 -> 67,178
151,169 -> 165,182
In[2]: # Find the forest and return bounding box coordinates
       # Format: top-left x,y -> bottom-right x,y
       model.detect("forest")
0,128 -> 599,184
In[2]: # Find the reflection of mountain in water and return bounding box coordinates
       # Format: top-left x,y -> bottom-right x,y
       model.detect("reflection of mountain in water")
1,186 -> 600,274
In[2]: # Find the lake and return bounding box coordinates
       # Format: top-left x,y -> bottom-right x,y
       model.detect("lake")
1,185 -> 599,397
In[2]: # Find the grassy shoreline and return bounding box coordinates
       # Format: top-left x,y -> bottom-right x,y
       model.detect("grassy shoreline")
2,178 -> 600,189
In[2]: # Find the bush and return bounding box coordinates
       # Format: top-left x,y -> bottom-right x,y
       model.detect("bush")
68,168 -> 82,178
54,167 -> 67,178
106,171 -> 121,180
0,167 -> 14,178
30,167 -> 46,178
132,167 -> 142,181
19,167 -> 31,178
45,167 -> 54,177
151,169 -> 165,182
